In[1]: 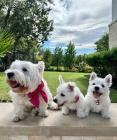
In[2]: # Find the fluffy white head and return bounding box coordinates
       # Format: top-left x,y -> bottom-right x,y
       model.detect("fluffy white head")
5,60 -> 45,94
54,75 -> 79,106
88,72 -> 112,99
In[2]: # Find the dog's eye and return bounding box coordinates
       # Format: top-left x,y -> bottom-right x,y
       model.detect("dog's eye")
61,93 -> 65,97
102,84 -> 105,87
92,83 -> 95,85
22,68 -> 28,72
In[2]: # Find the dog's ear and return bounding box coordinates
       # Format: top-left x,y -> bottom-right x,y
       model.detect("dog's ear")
36,61 -> 45,76
90,72 -> 97,81
67,82 -> 75,92
104,74 -> 112,87
58,75 -> 65,84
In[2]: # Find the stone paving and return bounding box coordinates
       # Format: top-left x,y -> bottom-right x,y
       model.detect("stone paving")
0,103 -> 117,139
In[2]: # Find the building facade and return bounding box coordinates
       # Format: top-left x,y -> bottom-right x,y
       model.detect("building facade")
109,0 -> 117,49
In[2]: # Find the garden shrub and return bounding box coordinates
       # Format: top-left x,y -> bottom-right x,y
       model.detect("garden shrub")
71,67 -> 78,72
84,65 -> 94,73
77,65 -> 93,73
86,48 -> 117,78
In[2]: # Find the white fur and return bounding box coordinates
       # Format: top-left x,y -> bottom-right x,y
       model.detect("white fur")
54,75 -> 87,118
85,72 -> 112,119
5,60 -> 58,122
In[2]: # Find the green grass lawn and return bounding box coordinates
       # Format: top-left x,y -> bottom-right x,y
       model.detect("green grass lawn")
0,72 -> 117,102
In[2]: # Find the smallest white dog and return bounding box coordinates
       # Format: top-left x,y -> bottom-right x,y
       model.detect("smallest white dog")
85,72 -> 112,119
54,75 -> 87,118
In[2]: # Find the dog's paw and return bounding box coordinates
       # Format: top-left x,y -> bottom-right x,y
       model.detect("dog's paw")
102,113 -> 110,119
12,114 -> 26,122
38,110 -> 49,117
12,116 -> 20,122
31,108 -> 39,117
19,114 -> 26,120
77,112 -> 86,119
49,102 -> 60,110
62,110 -> 69,116
84,112 -> 89,117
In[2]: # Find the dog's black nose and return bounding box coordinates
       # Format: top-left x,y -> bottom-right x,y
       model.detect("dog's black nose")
95,86 -> 99,91
7,72 -> 14,79
53,98 -> 58,103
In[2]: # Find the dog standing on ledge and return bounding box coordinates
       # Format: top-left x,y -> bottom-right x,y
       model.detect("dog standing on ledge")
5,60 -> 58,122
85,72 -> 112,119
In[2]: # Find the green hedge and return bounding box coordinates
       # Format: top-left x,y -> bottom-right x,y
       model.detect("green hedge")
86,48 -> 117,77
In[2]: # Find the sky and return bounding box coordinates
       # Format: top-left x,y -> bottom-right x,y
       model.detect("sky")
43,0 -> 112,55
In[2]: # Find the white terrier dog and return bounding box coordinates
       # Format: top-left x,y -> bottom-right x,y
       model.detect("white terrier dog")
54,75 -> 87,118
85,72 -> 112,119
5,60 -> 57,122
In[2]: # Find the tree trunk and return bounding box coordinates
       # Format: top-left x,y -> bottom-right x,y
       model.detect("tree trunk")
4,7 -> 11,28
12,36 -> 21,61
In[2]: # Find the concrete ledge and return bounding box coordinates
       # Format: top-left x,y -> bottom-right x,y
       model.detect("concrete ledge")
0,103 -> 117,136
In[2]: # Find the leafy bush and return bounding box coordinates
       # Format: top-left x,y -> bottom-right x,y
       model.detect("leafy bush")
77,66 -> 85,72
45,66 -> 65,72
71,67 -> 78,72
45,67 -> 55,71
0,28 -> 14,57
86,48 -> 117,77
77,65 -> 93,73
84,65 -> 94,73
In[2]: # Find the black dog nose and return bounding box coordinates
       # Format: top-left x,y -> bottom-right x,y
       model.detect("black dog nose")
53,98 -> 58,103
7,72 -> 14,79
95,86 -> 99,91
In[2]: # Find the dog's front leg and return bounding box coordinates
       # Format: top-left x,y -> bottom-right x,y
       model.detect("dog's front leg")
44,85 -> 58,110
101,107 -> 110,119
62,106 -> 69,115
38,100 -> 48,117
77,108 -> 86,118
12,102 -> 26,122
84,105 -> 90,117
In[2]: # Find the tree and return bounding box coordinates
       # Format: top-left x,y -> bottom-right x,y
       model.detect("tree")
64,42 -> 76,70
15,37 -> 38,62
0,0 -> 53,60
95,32 -> 109,52
53,46 -> 63,70
75,55 -> 82,66
43,49 -> 52,69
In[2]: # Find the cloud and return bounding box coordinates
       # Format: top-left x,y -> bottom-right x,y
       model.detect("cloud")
46,0 -> 112,53
49,43 -> 96,50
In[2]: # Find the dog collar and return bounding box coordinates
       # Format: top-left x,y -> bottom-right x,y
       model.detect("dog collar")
72,95 -> 79,103
96,100 -> 99,105
27,81 -> 48,108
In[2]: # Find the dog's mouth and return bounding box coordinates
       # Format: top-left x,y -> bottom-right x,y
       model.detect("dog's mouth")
93,91 -> 102,99
8,80 -> 21,88
57,102 -> 66,107
6,78 -> 23,89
